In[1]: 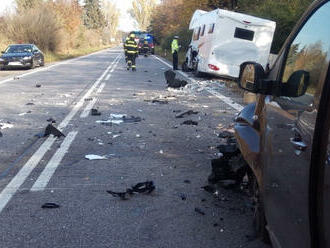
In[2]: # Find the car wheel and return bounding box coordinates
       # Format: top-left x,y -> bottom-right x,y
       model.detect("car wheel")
40,59 -> 45,67
193,61 -> 203,77
249,173 -> 270,243
29,60 -> 35,69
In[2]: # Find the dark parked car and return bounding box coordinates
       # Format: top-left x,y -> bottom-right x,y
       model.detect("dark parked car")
235,0 -> 330,247
0,44 -> 44,69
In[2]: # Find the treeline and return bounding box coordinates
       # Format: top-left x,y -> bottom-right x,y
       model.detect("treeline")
150,0 -> 314,53
0,0 -> 120,59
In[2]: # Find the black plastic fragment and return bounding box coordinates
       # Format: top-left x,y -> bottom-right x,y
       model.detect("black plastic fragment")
179,193 -> 187,201
41,203 -> 60,209
0,131 -> 2,137
194,207 -> 205,215
181,120 -> 198,126
26,102 -> 35,106
201,185 -> 216,194
164,70 -> 188,88
91,108 -> 101,116
184,180 -> 191,184
175,110 -> 199,119
107,181 -> 155,200
44,124 -> 65,138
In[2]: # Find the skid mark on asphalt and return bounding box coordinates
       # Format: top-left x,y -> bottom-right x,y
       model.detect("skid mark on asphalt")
152,55 -> 244,112
30,131 -> 78,191
80,55 -> 122,118
0,53 -> 121,214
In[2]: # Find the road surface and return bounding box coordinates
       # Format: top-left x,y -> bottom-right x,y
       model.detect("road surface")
0,48 -> 269,248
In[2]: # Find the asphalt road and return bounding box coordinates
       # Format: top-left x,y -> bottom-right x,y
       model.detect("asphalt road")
0,48 -> 269,248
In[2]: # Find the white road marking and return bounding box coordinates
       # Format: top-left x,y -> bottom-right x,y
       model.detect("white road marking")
30,131 -> 78,191
0,47 -> 122,86
62,54 -> 121,126
152,55 -> 244,112
80,55 -> 121,118
105,74 -> 111,81
0,54 -> 121,214
96,82 -> 106,94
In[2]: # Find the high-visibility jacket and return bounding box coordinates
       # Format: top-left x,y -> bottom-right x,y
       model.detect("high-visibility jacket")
125,39 -> 138,55
124,37 -> 129,53
171,39 -> 179,54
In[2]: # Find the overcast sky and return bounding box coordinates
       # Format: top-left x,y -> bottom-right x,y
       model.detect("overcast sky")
0,0 -> 137,32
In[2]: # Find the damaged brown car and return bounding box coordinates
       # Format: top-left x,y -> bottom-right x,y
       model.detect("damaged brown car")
234,0 -> 330,247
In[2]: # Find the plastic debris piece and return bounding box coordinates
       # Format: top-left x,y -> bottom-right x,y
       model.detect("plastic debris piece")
110,114 -> 126,119
36,84 -> 41,88
26,102 -> 35,105
91,109 -> 101,116
179,193 -> 187,201
44,124 -> 65,138
202,185 -> 216,194
41,203 -> 60,209
184,180 -> 191,184
194,207 -> 205,215
112,134 -> 121,138
85,154 -> 108,160
181,120 -> 198,126
47,118 -> 56,123
107,181 -> 155,200
175,110 -> 199,118
159,150 -> 164,154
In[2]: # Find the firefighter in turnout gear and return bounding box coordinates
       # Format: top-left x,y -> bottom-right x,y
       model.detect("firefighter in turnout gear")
123,36 -> 129,63
125,33 -> 138,71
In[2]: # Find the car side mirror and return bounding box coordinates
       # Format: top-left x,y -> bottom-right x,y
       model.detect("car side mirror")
238,62 -> 266,93
33,50 -> 39,53
281,70 -> 310,97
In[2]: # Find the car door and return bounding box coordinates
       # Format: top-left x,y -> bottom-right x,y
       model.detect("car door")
261,2 -> 330,247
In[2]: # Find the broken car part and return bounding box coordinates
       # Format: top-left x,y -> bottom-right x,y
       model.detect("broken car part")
106,181 -> 155,200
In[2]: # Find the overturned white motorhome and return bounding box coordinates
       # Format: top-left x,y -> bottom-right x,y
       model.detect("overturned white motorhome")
183,9 -> 276,78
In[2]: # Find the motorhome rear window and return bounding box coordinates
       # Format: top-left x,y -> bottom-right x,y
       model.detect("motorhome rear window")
234,28 -> 254,41
201,25 -> 206,36
208,23 -> 215,33
193,27 -> 201,40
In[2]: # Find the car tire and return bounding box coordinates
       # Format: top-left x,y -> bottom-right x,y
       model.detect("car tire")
249,173 -> 270,243
29,60 -> 35,69
193,62 -> 203,77
40,59 -> 45,67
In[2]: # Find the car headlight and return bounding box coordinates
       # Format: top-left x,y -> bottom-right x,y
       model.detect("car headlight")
23,56 -> 32,60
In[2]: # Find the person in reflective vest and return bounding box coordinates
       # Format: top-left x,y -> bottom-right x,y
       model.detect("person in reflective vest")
125,33 -> 138,71
171,36 -> 180,70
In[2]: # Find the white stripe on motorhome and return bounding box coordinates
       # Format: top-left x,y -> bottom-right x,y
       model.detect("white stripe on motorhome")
59,54 -> 121,128
30,131 -> 78,191
152,55 -> 243,112
0,54 -> 120,214
80,55 -> 121,118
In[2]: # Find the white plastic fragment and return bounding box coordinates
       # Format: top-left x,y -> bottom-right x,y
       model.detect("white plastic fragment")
85,154 -> 108,160
113,135 -> 121,138
110,114 -> 126,119
0,123 -> 14,129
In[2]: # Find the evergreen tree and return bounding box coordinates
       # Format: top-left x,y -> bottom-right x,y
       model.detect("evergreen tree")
83,0 -> 106,29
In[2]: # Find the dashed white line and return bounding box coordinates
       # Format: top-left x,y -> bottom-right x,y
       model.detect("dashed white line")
0,53 -> 121,214
105,74 -> 111,81
80,55 -> 121,118
30,131 -> 78,191
97,82 -> 106,94
152,55 -> 243,112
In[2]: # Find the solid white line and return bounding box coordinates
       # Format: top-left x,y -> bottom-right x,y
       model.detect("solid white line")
0,136 -> 56,213
152,55 -> 244,112
30,131 -> 78,191
0,54 -> 121,214
79,55 -> 121,118
60,54 -> 121,128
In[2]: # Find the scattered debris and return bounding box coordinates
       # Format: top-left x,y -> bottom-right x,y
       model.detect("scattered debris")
159,150 -> 164,154
35,84 -> 41,88
85,154 -> 108,160
136,134 -> 141,138
26,102 -> 35,106
106,181 -> 155,200
164,70 -> 188,88
41,203 -> 60,209
47,118 -> 56,123
144,99 -> 169,104
184,180 -> 191,184
44,124 -> 65,138
213,223 -> 219,227
18,111 -> 32,116
97,114 -> 141,125
181,120 -> 198,126
0,131 -> 2,137
218,130 -> 234,138
91,108 -> 101,116
179,193 -> 187,201
147,80 -> 152,82
14,76 -> 20,80
110,114 -> 126,119
84,98 -> 93,101
0,122 -> 14,130
144,70 -> 148,72
175,110 -> 199,118
194,207 -> 206,215
202,185 -> 216,194
112,134 -> 121,138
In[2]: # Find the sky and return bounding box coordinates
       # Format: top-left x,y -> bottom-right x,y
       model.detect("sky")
0,0 -> 137,32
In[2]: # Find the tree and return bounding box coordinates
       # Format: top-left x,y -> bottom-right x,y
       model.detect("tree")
102,0 -> 119,36
129,0 -> 157,31
15,0 -> 42,12
83,0 -> 106,29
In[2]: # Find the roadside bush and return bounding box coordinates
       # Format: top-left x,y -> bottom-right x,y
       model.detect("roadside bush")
4,4 -> 62,52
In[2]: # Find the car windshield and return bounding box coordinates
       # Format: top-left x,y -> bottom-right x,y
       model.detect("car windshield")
5,45 -> 32,53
